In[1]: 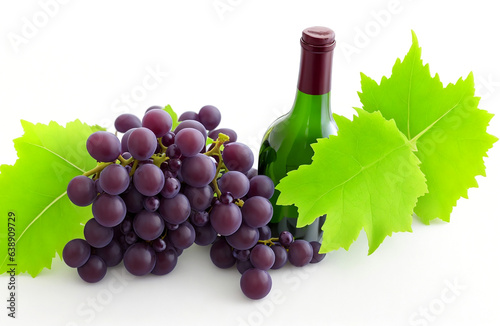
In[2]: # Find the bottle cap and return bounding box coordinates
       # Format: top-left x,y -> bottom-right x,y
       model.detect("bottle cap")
301,26 -> 336,52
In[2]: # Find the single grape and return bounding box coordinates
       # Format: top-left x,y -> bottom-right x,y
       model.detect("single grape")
167,221 -> 195,249
143,196 -> 160,212
219,192 -> 234,205
226,224 -> 259,250
166,223 -> 179,231
278,231 -> 294,248
99,164 -> 130,195
121,185 -> 144,213
240,269 -> 272,300
237,259 -> 254,275
166,144 -> 182,159
190,210 -> 209,227
124,231 -> 138,245
95,240 -> 123,267
174,120 -> 207,141
151,248 -> 178,275
245,168 -> 258,180
146,105 -> 163,112
63,239 -> 91,268
77,255 -> 107,283
161,131 -> 176,147
222,142 -> 254,173
133,164 -> 165,196
241,196 -> 273,228
142,108 -> 173,137
86,131 -> 121,162
181,154 -> 216,187
183,185 -> 214,211
175,128 -> 205,157
208,128 -> 237,143
247,175 -> 275,199
160,177 -> 181,199
194,224 -> 218,246
120,216 -> 133,234
159,193 -> 191,225
198,105 -> 221,130
123,242 -> 156,276
310,241 -> 326,263
233,249 -> 251,261
249,244 -> 275,271
84,218 -> 114,248
127,127 -> 157,161
210,237 -> 236,269
114,113 -> 142,133
133,210 -> 165,241
258,225 -> 272,241
209,202 -> 242,236
92,194 -> 127,227
270,245 -> 288,270
217,171 -> 250,199
67,176 -> 97,207
152,238 -> 167,252
120,128 -> 136,153
167,158 -> 182,173
178,111 -> 199,122
287,240 -> 313,267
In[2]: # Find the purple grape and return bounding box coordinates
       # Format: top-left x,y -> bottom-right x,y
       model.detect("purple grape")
127,127 -> 157,161
175,128 -> 205,157
94,240 -> 123,267
210,237 -> 236,269
174,120 -> 207,141
167,221 -> 195,249
181,154 -> 216,187
233,249 -> 251,261
123,242 -> 156,276
114,113 -> 142,133
161,131 -> 176,147
84,218 -> 114,248
133,164 -> 165,196
63,239 -> 91,268
217,171 -> 250,199
183,185 -> 214,211
240,269 -> 272,300
219,192 -> 234,205
67,176 -> 97,207
226,224 -> 259,250
160,177 -> 181,198
222,142 -> 254,173
288,240 -> 313,267
151,248 -> 178,275
121,185 -> 144,213
270,245 -> 288,270
249,244 -> 275,271
86,131 -> 121,163
208,128 -> 237,143
152,238 -> 167,252
310,241 -> 326,263
143,196 -> 160,212
247,175 -> 275,199
198,105 -> 221,130
237,259 -> 254,275
178,111 -> 199,122
92,194 -> 127,227
241,196 -> 273,228
124,231 -> 138,245
146,105 -> 163,112
121,128 -> 136,153
99,164 -> 130,195
245,168 -> 258,180
77,255 -> 107,283
120,216 -> 133,234
194,224 -> 218,246
142,108 -> 173,137
133,210 -> 165,241
278,231 -> 294,248
258,225 -> 272,240
209,202 -> 242,236
166,144 -> 182,159
167,158 -> 182,173
159,193 -> 191,225
190,210 -> 209,227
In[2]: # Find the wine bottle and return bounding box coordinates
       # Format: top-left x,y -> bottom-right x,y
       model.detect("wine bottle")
258,26 -> 338,241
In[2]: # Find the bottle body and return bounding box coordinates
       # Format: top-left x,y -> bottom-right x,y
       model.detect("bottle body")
258,26 -> 337,242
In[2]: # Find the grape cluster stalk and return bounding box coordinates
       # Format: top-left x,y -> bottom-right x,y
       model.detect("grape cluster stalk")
63,105 -> 326,299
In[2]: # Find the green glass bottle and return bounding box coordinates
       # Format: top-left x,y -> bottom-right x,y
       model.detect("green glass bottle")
258,26 -> 338,241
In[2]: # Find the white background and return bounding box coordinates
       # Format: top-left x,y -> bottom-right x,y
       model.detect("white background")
1,0 -> 499,325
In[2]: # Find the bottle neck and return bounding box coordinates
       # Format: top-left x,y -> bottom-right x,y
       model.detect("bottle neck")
297,40 -> 334,95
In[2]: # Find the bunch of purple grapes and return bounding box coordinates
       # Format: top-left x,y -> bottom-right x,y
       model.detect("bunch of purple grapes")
62,104 -> 326,300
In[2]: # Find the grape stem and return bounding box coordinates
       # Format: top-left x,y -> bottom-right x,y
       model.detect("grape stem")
258,238 -> 280,246
83,162 -> 113,177
204,133 -> 233,200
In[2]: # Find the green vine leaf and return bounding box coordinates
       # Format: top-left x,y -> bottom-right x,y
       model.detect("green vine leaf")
164,104 -> 179,130
0,120 -> 101,276
359,31 -> 498,223
276,110 -> 428,254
